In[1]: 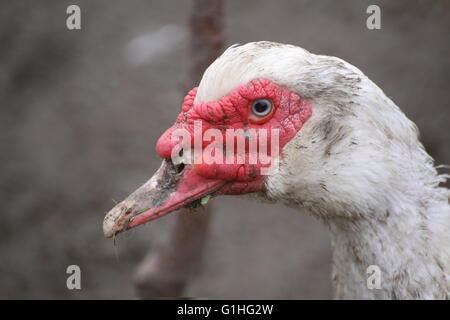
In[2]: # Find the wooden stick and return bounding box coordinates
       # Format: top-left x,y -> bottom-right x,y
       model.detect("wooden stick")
134,0 -> 224,299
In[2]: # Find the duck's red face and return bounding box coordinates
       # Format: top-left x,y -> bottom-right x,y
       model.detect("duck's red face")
103,78 -> 312,237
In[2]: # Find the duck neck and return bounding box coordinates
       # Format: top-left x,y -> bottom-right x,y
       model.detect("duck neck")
323,203 -> 448,299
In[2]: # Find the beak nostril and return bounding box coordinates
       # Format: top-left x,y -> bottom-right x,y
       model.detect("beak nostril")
179,149 -> 183,157
176,163 -> 185,174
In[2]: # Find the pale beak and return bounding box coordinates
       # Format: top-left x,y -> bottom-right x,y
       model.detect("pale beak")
103,160 -> 226,238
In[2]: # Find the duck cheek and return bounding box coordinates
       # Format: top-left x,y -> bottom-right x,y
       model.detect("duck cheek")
193,162 -> 263,182
216,179 -> 265,195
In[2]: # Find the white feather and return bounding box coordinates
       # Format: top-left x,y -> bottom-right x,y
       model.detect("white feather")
197,42 -> 450,299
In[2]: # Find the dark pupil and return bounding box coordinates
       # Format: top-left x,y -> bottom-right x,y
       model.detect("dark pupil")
254,101 -> 268,114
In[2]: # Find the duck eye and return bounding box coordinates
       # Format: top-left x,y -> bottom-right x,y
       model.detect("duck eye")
251,99 -> 273,117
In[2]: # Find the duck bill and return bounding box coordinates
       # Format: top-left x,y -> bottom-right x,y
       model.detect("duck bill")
103,160 -> 226,238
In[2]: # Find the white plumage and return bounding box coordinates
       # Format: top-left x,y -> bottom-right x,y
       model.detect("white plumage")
197,42 -> 450,299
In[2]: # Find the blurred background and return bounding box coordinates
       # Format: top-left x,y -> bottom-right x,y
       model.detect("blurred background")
0,0 -> 449,299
